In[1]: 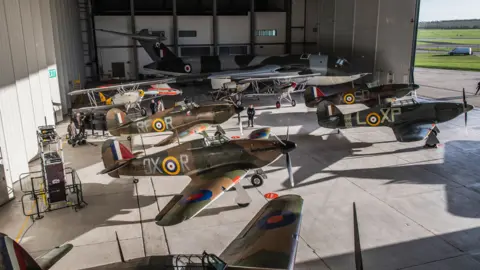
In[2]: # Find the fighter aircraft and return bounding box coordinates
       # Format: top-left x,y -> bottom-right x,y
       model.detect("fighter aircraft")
1,195 -> 303,270
99,127 -> 296,226
308,88 -> 474,148
68,78 -> 182,116
304,83 -> 420,108
97,28 -> 369,92
106,100 -> 244,146
0,233 -> 72,270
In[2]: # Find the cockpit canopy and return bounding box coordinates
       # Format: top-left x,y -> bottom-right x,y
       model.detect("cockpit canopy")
203,133 -> 231,147
391,98 -> 418,107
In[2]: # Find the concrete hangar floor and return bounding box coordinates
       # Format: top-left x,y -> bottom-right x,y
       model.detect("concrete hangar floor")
1,69 -> 480,270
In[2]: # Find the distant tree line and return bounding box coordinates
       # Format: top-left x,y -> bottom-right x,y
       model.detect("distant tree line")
419,19 -> 480,29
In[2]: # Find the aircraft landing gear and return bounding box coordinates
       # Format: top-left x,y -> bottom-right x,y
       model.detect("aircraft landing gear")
133,178 -> 139,184
276,101 -> 281,109
141,108 -> 147,116
291,100 -> 296,107
250,169 -> 267,187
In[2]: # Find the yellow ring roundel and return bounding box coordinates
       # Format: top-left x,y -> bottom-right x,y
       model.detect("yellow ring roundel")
343,93 -> 355,104
366,112 -> 381,127
162,156 -> 181,175
152,118 -> 166,132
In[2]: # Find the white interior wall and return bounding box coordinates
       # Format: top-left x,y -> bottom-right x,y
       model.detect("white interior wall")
218,15 -> 249,44
255,12 -> 286,44
178,16 -> 213,45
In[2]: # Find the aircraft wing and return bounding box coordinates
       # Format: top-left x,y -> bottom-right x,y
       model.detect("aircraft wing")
207,65 -> 283,79
236,72 -> 324,84
392,123 -> 437,142
219,194 -> 303,270
68,77 -> 176,96
155,169 -> 249,226
72,103 -> 126,113
35,244 -> 74,270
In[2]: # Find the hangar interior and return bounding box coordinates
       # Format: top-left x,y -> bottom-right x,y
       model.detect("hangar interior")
6,0 -> 480,270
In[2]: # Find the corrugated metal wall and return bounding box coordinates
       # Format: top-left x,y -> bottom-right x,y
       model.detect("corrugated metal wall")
0,0 -> 83,194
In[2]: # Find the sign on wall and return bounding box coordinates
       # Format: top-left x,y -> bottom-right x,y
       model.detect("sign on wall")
48,69 -> 57,78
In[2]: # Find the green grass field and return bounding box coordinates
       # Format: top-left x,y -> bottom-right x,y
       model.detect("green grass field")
415,53 -> 480,71
418,29 -> 480,39
418,39 -> 480,45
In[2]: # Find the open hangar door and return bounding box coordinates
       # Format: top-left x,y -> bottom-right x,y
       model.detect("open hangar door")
91,0 -> 419,85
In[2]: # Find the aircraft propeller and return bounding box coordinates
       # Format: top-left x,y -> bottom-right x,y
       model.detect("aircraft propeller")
272,126 -> 295,188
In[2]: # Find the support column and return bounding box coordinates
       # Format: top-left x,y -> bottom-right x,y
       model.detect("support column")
250,0 -> 255,55
130,0 -> 138,79
285,0 -> 292,54
173,0 -> 178,56
213,0 -> 218,55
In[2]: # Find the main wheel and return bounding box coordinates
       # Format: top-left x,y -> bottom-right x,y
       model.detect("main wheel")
251,175 -> 264,187
133,178 -> 139,184
291,100 -> 296,107
141,108 -> 147,116
214,131 -> 222,137
237,202 -> 250,208
127,136 -> 132,141
276,101 -> 281,109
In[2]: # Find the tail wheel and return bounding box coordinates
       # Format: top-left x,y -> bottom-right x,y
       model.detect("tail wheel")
141,108 -> 147,116
251,175 -> 264,187
276,101 -> 281,109
291,100 -> 296,107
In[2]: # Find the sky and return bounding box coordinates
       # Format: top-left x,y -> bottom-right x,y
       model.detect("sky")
420,0 -> 480,21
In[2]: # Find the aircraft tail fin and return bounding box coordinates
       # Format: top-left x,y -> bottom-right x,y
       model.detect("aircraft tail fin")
97,28 -> 165,62
219,195 -> 303,269
106,108 -> 133,136
0,233 -> 72,270
316,100 -> 344,129
304,86 -> 326,108
101,139 -> 135,178
159,42 -> 178,61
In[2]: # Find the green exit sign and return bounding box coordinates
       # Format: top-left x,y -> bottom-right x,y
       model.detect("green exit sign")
48,69 -> 57,78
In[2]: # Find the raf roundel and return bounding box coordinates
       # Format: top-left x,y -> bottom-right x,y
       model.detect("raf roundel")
152,118 -> 166,132
162,156 -> 181,175
366,112 -> 381,127
184,64 -> 192,73
257,210 -> 297,230
343,93 -> 355,104
182,190 -> 212,204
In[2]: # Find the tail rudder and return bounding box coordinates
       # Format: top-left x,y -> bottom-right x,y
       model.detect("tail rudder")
159,43 -> 178,60
316,100 -> 344,129
304,86 -> 326,108
106,108 -> 132,136
101,139 -> 135,178
0,233 -> 73,270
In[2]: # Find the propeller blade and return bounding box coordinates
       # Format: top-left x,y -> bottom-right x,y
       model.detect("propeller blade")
286,126 -> 290,141
286,153 -> 294,187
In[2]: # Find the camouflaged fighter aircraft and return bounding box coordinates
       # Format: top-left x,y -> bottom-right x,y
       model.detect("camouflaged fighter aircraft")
304,83 -> 420,108
106,101 -> 244,147
99,127 -> 297,226
97,29 -> 368,92
308,88 -> 474,148
1,195 -> 303,270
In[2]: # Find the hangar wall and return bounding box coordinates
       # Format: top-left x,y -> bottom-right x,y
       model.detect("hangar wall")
0,0 -> 83,195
